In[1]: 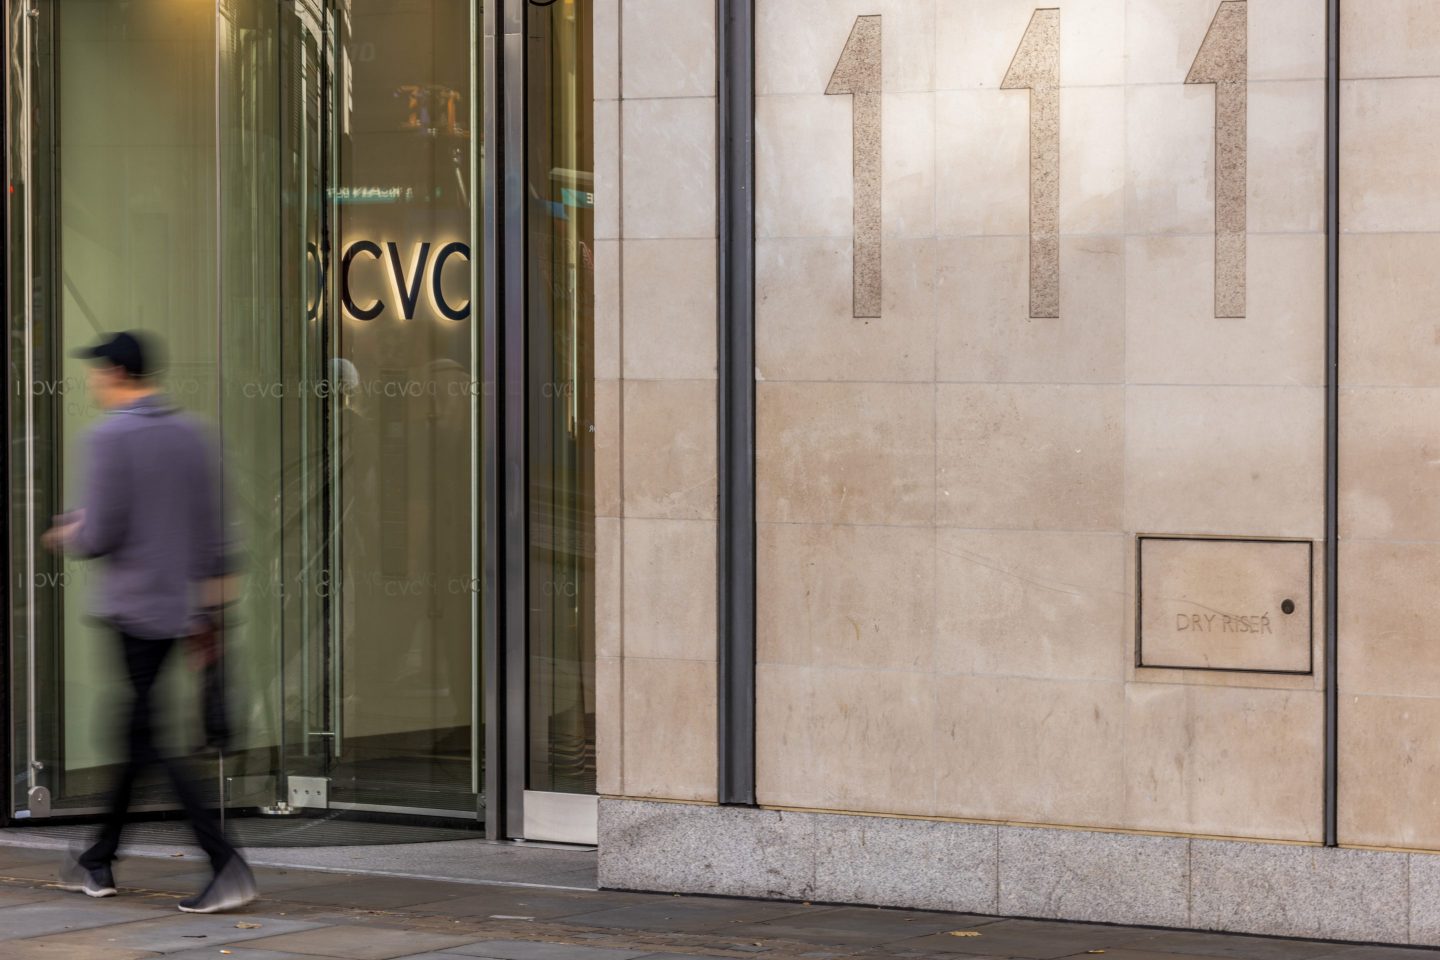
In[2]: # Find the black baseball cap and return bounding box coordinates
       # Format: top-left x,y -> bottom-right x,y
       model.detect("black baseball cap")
72,331 -> 160,378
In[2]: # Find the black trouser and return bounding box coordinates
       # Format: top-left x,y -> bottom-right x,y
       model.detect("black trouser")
80,631 -> 238,873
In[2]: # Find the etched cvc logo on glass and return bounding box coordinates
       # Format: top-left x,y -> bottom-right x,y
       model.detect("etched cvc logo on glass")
339,239 -> 472,322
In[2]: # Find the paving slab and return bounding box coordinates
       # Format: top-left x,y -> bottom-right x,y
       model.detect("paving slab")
889,918 -> 1159,959
562,897 -> 825,934
0,851 -> 204,885
0,942 -> 160,959
402,887 -> 655,921
135,865 -> 360,898
1313,951 -> 1440,960
279,876 -> 489,910
423,940 -> 653,959
0,897 -> 172,941
400,952 -> 785,960
0,885 -> 54,908
165,950 -> 354,960
1079,951 -> 1311,960
723,907 -> 1003,948
18,912 -> 324,953
240,924 -> 480,959
1113,930 -> 1368,960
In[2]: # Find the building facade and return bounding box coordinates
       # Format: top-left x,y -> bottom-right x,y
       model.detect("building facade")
594,0 -> 1440,946
5,0 -> 1440,947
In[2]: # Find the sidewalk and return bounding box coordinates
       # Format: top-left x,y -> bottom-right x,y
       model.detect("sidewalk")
0,824 -> 599,890
0,841 -> 1432,960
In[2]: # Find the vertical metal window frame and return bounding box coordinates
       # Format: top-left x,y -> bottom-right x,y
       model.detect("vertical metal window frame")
472,0 -> 486,810
1,0 -> 13,828
717,0 -> 756,807
18,0 -> 32,819
15,0 -> 35,822
481,0 -> 504,839
6,0 -> 50,823
1323,0 -> 1340,849
482,0 -> 530,841
502,0 -> 528,842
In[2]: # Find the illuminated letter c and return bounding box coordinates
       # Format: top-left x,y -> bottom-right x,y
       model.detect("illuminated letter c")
431,241 -> 471,321
341,240 -> 384,320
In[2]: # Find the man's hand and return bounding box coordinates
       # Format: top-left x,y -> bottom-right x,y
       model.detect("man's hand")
186,613 -> 222,671
41,511 -> 84,552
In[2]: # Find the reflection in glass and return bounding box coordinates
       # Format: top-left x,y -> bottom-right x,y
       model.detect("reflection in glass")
44,0 -> 221,812
527,0 -> 597,795
329,0 -> 478,812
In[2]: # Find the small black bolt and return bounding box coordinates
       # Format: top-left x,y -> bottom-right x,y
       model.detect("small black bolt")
1281,599 -> 1296,615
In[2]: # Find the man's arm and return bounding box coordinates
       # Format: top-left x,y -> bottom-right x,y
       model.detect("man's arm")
67,428 -> 128,558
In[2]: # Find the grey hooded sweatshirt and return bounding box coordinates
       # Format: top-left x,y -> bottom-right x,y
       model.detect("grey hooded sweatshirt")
68,394 -> 233,639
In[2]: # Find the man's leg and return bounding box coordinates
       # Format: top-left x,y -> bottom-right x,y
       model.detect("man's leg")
161,747 -> 240,873
158,640 -> 253,911
80,632 -> 170,870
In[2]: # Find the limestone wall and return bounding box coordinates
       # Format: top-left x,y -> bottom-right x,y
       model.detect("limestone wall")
753,0 -> 1326,842
595,0 -> 1440,854
593,0 -> 721,803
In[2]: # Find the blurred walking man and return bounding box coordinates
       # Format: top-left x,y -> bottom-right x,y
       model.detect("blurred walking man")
44,331 -> 256,913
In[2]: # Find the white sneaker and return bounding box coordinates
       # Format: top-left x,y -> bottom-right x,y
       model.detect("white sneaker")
177,856 -> 257,914
58,852 -> 117,898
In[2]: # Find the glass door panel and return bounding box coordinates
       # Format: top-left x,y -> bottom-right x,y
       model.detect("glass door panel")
326,0 -> 480,815
8,0 -> 483,825
217,0 -> 323,811
9,0 -> 222,817
526,0 -> 597,803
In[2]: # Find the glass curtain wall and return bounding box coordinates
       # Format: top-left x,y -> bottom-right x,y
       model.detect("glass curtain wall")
218,0 -> 317,811
8,0 -> 484,822
526,0 -> 596,797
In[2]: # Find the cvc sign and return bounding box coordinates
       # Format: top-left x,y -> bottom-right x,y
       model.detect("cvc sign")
340,240 -> 471,322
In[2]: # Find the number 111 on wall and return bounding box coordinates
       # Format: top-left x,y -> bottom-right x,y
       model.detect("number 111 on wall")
826,1 -> 1248,321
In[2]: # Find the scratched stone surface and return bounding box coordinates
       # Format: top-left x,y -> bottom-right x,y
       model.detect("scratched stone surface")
1186,0 -> 1248,319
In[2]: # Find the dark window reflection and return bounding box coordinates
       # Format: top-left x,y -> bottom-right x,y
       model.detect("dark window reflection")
526,0 -> 596,795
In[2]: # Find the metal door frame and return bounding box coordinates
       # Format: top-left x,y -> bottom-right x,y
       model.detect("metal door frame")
2,0 -> 15,831
4,0 -> 59,825
483,0 -> 529,842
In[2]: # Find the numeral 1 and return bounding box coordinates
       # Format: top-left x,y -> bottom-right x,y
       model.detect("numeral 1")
1002,8 -> 1061,320
1186,0 -> 1247,319
827,16 -> 882,320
